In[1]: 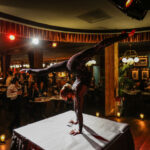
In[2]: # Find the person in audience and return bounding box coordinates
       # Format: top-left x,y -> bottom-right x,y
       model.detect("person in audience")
32,82 -> 40,99
14,72 -> 20,81
6,71 -> 13,87
28,74 -> 34,88
19,73 -> 24,85
39,81 -> 47,96
7,77 -> 22,132
21,30 -> 135,135
140,79 -> 147,91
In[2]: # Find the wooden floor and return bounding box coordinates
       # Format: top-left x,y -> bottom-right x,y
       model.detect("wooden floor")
0,101 -> 150,150
109,117 -> 150,150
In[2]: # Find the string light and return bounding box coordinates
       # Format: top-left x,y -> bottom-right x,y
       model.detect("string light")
52,42 -> 57,48
0,134 -> 6,143
140,113 -> 144,119
117,112 -> 121,117
96,112 -> 100,117
122,49 -> 139,65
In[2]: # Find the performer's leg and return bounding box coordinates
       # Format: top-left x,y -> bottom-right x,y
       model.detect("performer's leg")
67,31 -> 135,72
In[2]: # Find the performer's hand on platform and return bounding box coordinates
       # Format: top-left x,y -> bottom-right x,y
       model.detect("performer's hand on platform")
69,120 -> 78,125
70,129 -> 81,136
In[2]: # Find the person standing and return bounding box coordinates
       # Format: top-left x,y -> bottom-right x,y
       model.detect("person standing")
5,71 -> 13,87
7,78 -> 22,132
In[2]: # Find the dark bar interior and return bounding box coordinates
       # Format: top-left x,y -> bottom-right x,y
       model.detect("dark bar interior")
0,0 -> 150,150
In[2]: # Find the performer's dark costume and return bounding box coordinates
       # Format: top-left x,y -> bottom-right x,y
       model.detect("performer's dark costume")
26,32 -> 132,134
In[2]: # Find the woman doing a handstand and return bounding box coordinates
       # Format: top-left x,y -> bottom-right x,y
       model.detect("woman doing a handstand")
22,30 -> 135,135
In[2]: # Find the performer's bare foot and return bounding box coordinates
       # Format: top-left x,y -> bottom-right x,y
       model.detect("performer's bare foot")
128,29 -> 136,37
20,68 -> 31,73
69,120 -> 78,124
70,129 -> 81,136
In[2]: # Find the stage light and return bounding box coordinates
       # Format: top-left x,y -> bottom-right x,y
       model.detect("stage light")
140,113 -> 144,119
110,0 -> 148,20
0,134 -> 6,143
9,34 -> 15,41
52,42 -> 57,48
32,38 -> 39,45
125,0 -> 133,8
122,57 -> 127,63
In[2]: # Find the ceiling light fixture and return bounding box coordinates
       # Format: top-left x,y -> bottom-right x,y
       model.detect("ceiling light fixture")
9,34 -> 15,41
32,38 -> 39,45
122,46 -> 139,65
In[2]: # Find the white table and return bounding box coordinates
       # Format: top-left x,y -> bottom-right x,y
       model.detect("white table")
11,111 -> 134,150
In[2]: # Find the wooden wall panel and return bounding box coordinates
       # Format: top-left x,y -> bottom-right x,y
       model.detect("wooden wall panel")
105,43 -> 118,116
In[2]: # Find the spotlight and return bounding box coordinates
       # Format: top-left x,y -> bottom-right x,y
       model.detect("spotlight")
125,0 -> 133,8
110,0 -> 148,20
9,34 -> 15,41
32,38 -> 39,45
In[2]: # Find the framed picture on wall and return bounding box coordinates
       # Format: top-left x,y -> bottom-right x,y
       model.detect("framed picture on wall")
142,70 -> 149,80
134,57 -> 148,67
132,70 -> 139,80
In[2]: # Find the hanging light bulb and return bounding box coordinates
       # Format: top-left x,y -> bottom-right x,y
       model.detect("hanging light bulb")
134,57 -> 139,63
127,58 -> 134,65
122,44 -> 139,65
122,57 -> 127,63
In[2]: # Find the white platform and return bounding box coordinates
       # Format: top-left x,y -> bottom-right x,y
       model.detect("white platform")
11,111 -> 134,150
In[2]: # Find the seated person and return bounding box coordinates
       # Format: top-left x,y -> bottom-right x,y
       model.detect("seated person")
140,80 -> 147,91
39,81 -> 47,96
31,82 -> 40,99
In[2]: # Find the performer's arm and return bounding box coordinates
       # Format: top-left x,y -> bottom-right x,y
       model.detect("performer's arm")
77,98 -> 83,134
69,100 -> 78,124
70,85 -> 87,135
21,60 -> 68,74
70,96 -> 83,135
